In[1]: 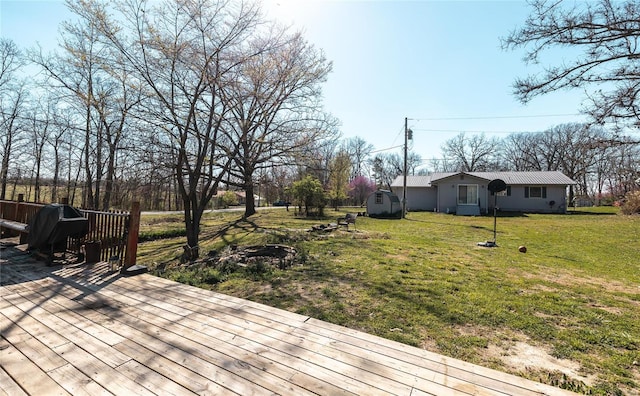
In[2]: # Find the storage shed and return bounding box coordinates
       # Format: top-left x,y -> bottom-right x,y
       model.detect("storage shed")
366,190 -> 402,218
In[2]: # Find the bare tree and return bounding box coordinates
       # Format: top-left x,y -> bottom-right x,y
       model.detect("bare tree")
269,164 -> 295,203
49,109 -> 75,203
550,124 -> 599,200
601,136 -> 640,197
501,124 -> 624,202
502,133 -> 539,171
31,4 -> 114,208
0,86 -> 28,200
343,136 -> 374,180
407,151 -> 423,175
93,56 -> 143,210
221,29 -> 335,217
502,0 -> 640,131
298,136 -> 341,188
0,38 -> 22,91
371,151 -> 421,189
24,97 -> 56,203
429,157 -> 455,173
73,0 -> 268,258
441,133 -> 499,171
0,39 -> 26,200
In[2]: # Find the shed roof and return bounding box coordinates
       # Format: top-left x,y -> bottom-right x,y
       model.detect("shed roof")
390,171 -> 576,187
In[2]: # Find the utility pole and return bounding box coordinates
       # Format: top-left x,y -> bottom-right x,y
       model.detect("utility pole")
402,117 -> 408,218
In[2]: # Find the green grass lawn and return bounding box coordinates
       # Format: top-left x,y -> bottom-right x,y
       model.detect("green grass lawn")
137,207 -> 640,395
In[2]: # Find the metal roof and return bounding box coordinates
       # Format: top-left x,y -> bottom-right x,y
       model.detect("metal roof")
391,171 -> 576,187
390,175 -> 433,187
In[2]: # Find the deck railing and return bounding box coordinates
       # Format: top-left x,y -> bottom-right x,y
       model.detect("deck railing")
0,199 -> 43,226
0,195 -> 140,268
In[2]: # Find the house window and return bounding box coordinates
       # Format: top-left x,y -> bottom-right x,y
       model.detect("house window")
490,186 -> 511,196
457,184 -> 478,205
524,186 -> 546,199
375,192 -> 383,204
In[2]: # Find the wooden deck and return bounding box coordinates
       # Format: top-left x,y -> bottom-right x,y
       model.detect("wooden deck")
0,240 -> 576,396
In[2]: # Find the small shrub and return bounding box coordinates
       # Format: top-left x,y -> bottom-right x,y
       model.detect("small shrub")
201,268 -> 223,284
167,267 -> 225,286
221,191 -> 239,207
243,258 -> 271,278
620,191 -> 640,215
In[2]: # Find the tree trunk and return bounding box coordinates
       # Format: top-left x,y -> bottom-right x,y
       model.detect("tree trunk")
84,126 -> 94,208
1,109 -> 18,201
182,197 -> 203,261
244,182 -> 256,217
94,124 -> 104,209
34,157 -> 41,202
83,72 -> 95,208
0,142 -> 10,200
52,144 -> 60,202
102,143 -> 116,210
569,185 -> 575,207
34,138 -> 46,203
10,169 -> 20,200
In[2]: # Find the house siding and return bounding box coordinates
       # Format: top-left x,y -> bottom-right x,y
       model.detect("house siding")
492,185 -> 568,213
391,187 -> 437,211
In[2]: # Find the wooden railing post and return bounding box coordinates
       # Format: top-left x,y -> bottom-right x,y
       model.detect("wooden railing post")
16,194 -> 25,223
123,201 -> 140,269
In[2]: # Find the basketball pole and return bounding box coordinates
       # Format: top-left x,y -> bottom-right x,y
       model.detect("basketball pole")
493,193 -> 498,244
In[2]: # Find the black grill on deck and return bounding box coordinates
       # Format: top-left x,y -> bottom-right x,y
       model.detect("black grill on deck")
27,204 -> 89,265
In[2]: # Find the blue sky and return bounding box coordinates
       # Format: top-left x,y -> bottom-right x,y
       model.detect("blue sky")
1,0 -> 589,168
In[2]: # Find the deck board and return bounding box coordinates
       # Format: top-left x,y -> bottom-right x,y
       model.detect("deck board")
0,365 -> 29,396
1,336 -> 71,395
1,241 -> 577,395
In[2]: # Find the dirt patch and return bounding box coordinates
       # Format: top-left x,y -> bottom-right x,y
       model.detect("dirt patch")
489,341 -> 593,384
385,254 -> 411,263
588,303 -> 624,315
516,266 -> 640,296
456,326 -> 595,386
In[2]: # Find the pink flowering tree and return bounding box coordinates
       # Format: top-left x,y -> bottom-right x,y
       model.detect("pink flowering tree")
348,176 -> 376,206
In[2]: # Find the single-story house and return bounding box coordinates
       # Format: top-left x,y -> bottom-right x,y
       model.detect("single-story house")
366,190 -> 402,218
212,190 -> 263,206
390,171 -> 576,215
212,190 -> 247,205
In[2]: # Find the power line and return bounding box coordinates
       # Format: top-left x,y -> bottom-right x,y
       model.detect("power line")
390,125 -> 404,147
412,127 -> 640,135
411,113 -> 582,121
370,144 -> 403,154
370,124 -> 408,156
412,128 -> 534,134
